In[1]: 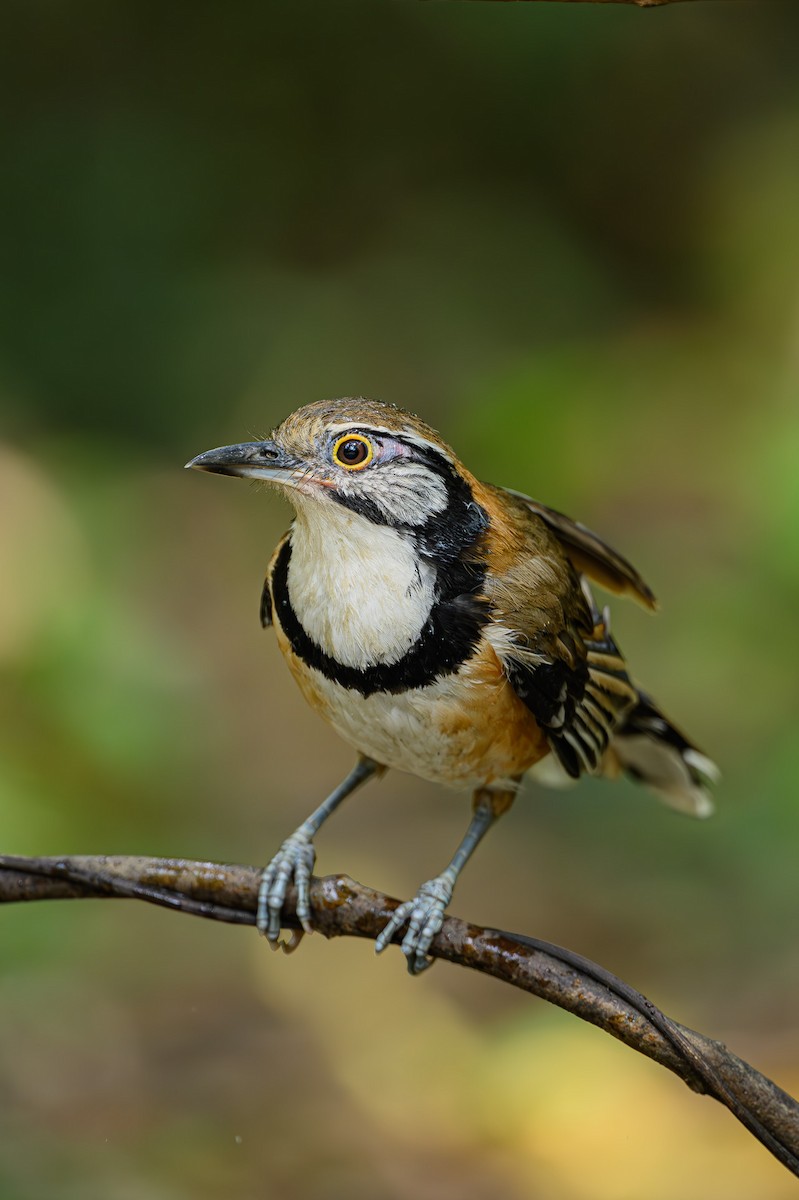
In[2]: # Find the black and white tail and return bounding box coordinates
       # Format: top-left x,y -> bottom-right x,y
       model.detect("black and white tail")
610,692 -> 719,818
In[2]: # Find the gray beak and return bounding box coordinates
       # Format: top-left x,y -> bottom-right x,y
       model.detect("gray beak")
185,440 -> 303,484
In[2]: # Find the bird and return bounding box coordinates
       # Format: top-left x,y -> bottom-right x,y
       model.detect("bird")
186,396 -> 719,974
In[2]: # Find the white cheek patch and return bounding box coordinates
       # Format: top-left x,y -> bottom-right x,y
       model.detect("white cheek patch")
339,462 -> 449,528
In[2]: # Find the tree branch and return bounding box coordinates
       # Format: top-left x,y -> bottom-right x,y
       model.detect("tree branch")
447,1 -> 736,8
2,853 -> 797,1177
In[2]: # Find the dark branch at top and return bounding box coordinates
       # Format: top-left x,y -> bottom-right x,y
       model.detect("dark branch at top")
458,1 -> 732,7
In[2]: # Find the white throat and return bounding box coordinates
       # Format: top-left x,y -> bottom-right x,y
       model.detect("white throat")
286,497 -> 437,670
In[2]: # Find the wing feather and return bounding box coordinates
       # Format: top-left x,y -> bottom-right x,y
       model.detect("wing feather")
504,597 -> 637,780
479,484 -> 639,780
502,487 -> 657,611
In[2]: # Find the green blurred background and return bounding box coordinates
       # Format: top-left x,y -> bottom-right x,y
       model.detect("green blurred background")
2,1 -> 799,1196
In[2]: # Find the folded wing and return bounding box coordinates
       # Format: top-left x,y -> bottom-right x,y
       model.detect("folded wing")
503,488 -> 657,611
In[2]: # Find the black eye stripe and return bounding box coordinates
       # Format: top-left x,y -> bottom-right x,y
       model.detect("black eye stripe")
329,459 -> 489,569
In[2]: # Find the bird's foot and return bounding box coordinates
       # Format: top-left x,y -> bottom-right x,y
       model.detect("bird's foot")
374,874 -> 453,975
257,830 -> 316,949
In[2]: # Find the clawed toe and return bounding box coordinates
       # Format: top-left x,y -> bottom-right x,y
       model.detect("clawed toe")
375,875 -> 453,975
257,831 -> 316,945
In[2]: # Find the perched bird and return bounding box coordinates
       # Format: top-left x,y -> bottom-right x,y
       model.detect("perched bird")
187,397 -> 718,974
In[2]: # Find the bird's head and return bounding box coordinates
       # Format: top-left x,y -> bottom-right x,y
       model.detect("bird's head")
186,397 -> 488,557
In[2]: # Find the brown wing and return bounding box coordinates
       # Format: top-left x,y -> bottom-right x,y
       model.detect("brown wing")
501,589 -> 639,779
478,484 -> 640,779
501,487 -> 657,611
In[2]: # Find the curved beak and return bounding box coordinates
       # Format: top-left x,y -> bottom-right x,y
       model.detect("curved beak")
185,440 -> 304,485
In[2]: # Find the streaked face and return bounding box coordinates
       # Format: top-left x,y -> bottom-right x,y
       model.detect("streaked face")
187,397 -> 493,708
187,398 -> 488,559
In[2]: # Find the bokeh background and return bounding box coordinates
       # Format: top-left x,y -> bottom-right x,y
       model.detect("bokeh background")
2,1 -> 799,1197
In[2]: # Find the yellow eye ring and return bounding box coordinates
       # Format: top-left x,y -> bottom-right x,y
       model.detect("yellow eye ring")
332,433 -> 374,471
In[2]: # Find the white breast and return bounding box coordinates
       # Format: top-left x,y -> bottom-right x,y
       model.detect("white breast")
286,497 -> 436,669
284,656 -> 533,792
309,673 -> 473,786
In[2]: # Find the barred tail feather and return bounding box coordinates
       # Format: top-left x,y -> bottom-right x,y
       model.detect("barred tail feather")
609,692 -> 719,818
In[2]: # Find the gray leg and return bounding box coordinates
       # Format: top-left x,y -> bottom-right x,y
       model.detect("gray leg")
374,792 -> 506,975
258,756 -> 381,947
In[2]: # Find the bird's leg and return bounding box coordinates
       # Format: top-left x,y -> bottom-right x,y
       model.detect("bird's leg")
258,755 -> 382,950
375,784 -> 517,976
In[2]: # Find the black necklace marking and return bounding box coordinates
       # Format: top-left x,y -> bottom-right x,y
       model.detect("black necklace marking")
270,537 -> 490,698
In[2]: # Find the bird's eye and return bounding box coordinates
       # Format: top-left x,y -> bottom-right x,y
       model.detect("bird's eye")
332,434 -> 373,471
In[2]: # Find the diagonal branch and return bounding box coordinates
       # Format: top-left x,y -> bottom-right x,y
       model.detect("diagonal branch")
1,852 -> 797,1177
447,1 -> 736,7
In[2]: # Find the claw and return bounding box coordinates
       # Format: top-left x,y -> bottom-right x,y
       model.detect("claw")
374,900 -> 414,955
375,874 -> 453,974
280,929 -> 305,955
257,831 -> 316,945
253,759 -> 382,953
